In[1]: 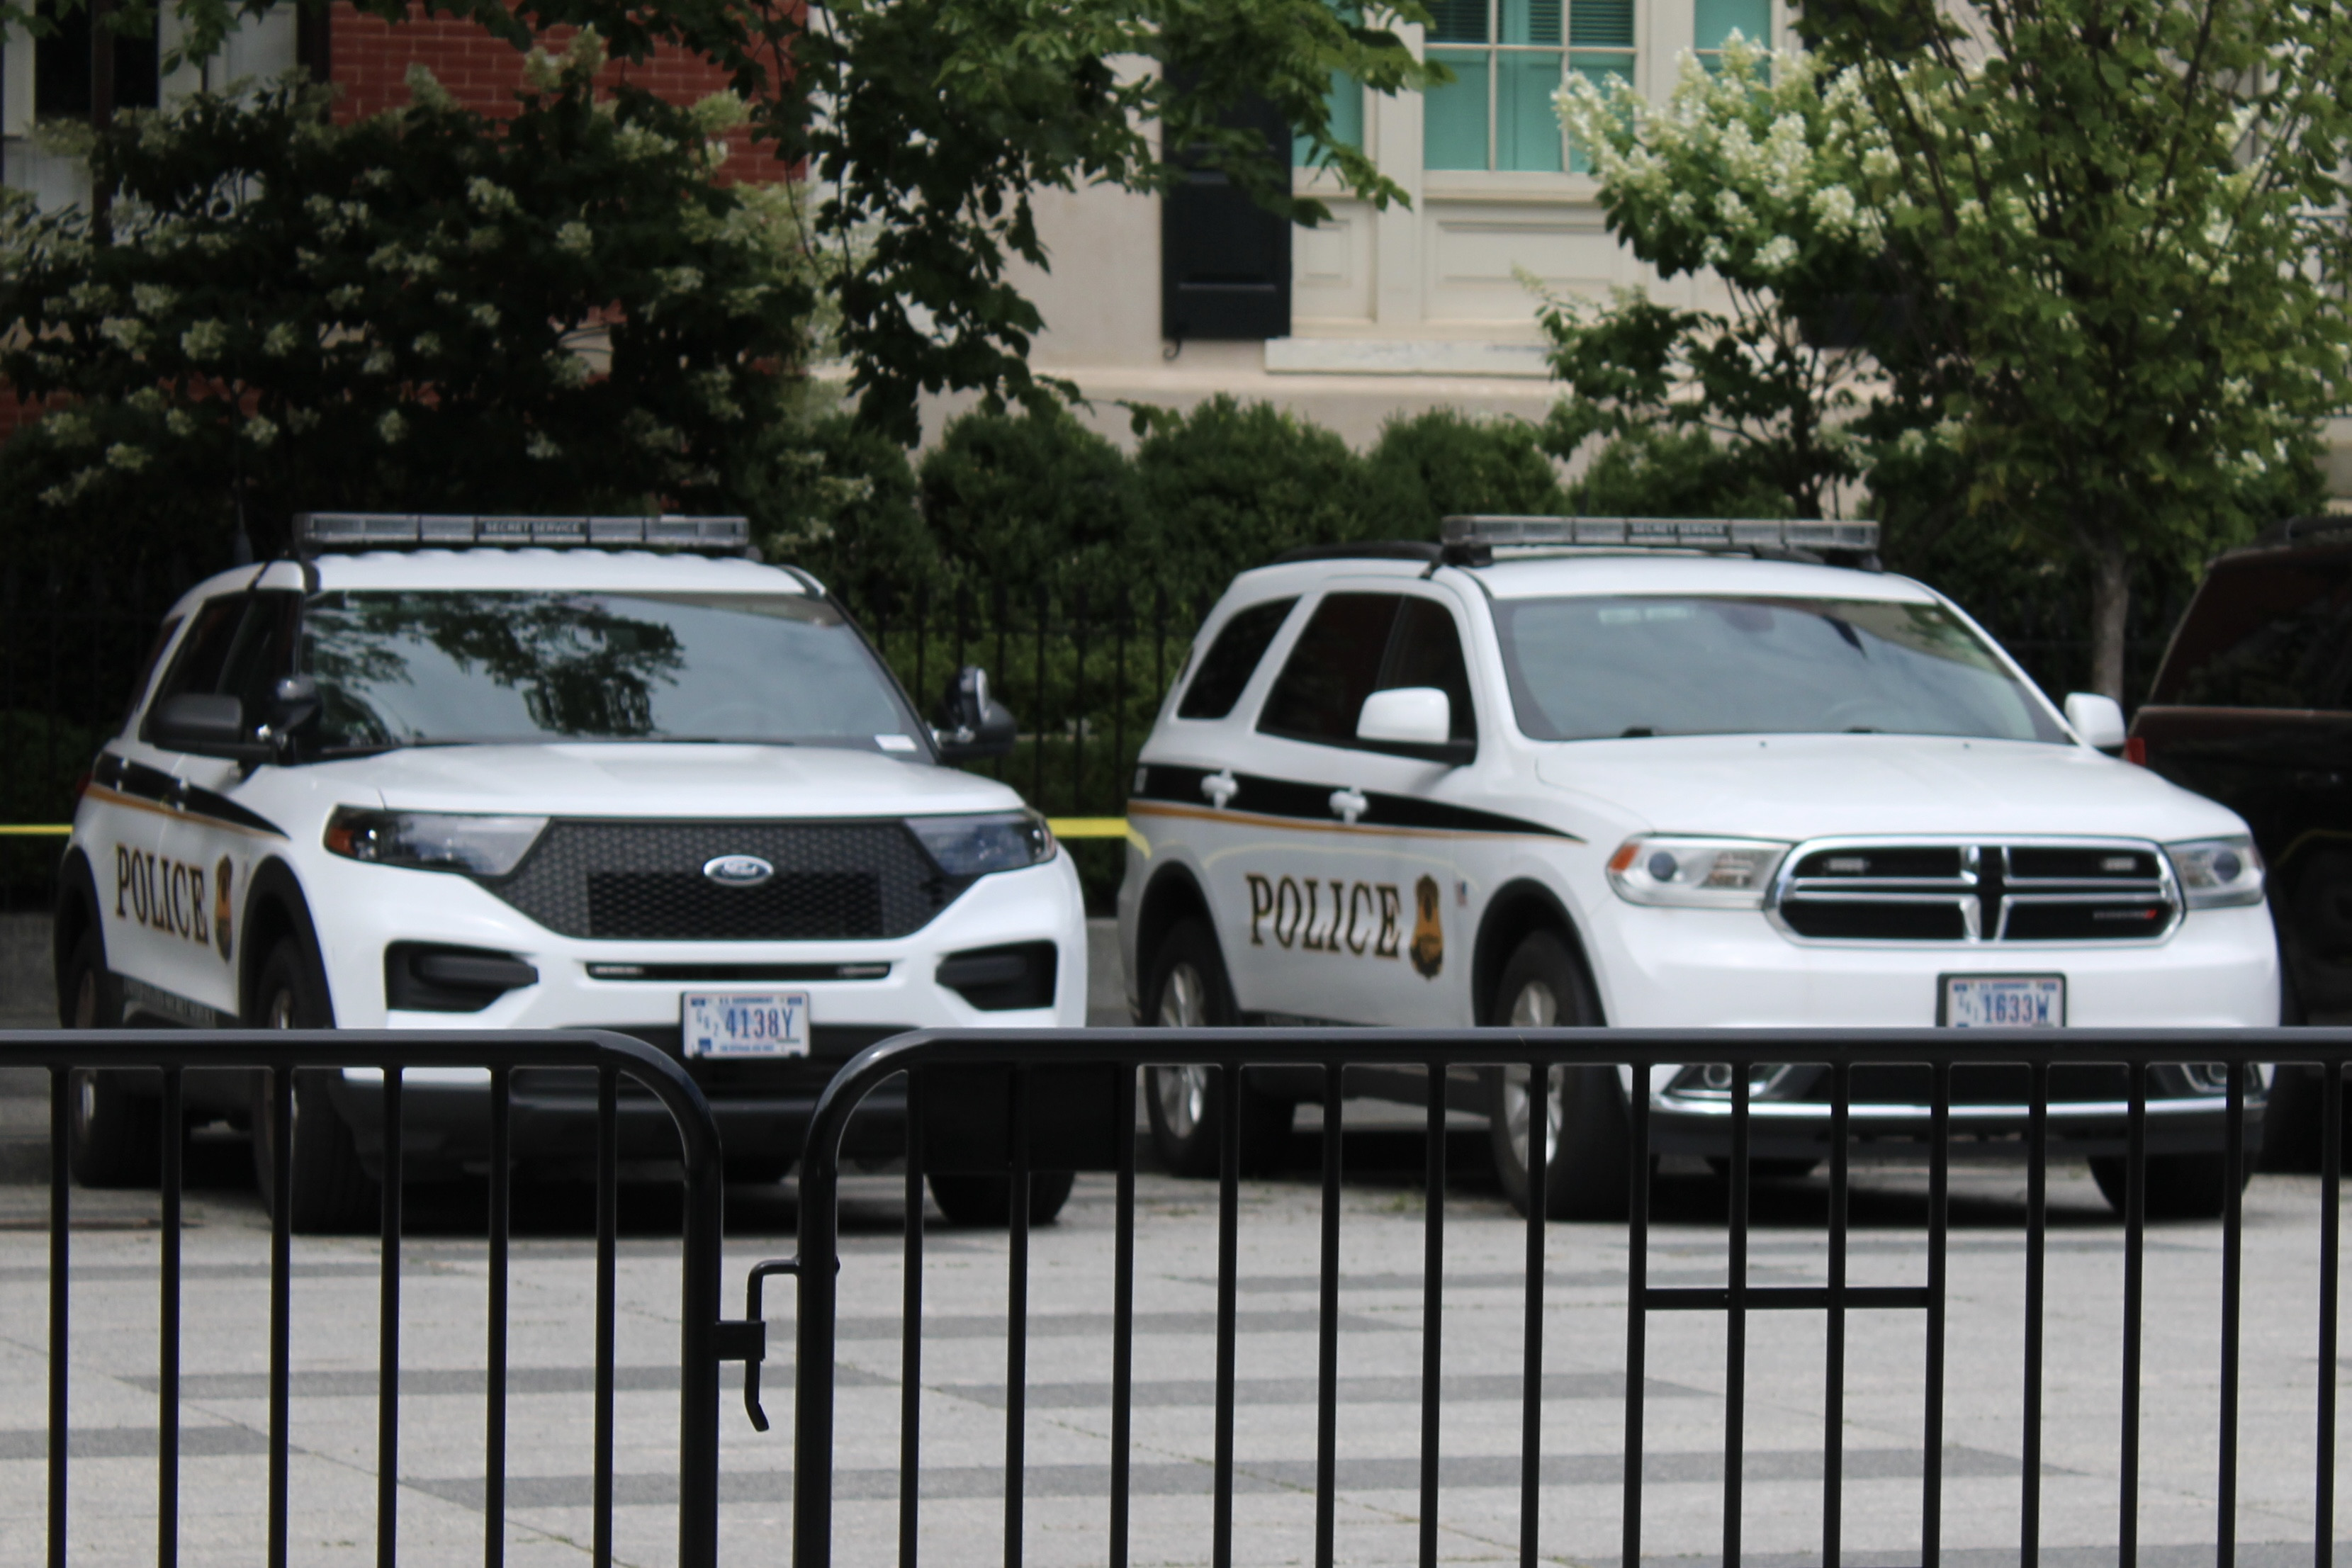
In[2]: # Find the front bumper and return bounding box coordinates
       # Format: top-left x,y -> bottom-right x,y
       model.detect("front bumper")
305,851 -> 1087,1176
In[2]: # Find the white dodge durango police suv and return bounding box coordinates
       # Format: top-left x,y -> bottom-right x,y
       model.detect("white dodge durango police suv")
1117,518 -> 2277,1219
55,513 -> 1086,1230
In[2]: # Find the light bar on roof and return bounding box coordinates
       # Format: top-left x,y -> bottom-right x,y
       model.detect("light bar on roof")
1442,515 -> 1879,553
295,513 -> 752,554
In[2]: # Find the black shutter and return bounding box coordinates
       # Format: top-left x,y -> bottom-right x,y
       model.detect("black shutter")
1161,94 -> 1293,344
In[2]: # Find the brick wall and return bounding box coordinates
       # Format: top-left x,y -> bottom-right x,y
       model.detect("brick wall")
326,1 -> 786,185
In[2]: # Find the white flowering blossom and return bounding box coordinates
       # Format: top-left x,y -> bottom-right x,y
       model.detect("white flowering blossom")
130,284 -> 176,317
243,415 -> 280,447
376,410 -> 408,445
106,443 -> 150,472
556,221 -> 595,257
98,317 -> 150,352
264,322 -> 303,357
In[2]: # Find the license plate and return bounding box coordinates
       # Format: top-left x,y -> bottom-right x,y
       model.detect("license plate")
682,991 -> 811,1058
1939,974 -> 2065,1029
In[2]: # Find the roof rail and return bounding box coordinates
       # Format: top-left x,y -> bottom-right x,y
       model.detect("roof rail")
1440,514 -> 1879,564
293,513 -> 754,558
1268,541 -> 1445,567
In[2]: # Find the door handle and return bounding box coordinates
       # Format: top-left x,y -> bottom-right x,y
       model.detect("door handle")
1328,787 -> 1367,825
1201,769 -> 1239,809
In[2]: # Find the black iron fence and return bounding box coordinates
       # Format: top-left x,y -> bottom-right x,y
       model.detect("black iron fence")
0,1027 -> 743,1568
779,1027 -> 2341,1568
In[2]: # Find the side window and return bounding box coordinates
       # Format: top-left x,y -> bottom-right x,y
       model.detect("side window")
1378,598 -> 1478,743
2154,559 -> 2352,711
1178,597 -> 1299,719
220,593 -> 301,721
121,614 -> 183,728
142,592 -> 300,743
145,595 -> 251,727
1258,593 -> 1402,745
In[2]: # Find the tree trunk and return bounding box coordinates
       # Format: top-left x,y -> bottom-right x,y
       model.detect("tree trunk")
2089,536 -> 2129,702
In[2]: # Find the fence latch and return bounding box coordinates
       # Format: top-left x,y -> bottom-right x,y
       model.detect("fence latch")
738,1257 -> 801,1432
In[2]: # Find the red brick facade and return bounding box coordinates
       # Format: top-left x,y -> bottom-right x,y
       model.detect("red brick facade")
325,3 -> 783,184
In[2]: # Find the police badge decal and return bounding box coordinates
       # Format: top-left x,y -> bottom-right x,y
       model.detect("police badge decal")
213,856 -> 235,961
1409,874 -> 1444,978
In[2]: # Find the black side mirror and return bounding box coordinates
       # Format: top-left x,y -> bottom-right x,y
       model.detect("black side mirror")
268,675 -> 321,735
933,665 -> 1018,762
150,693 -> 259,757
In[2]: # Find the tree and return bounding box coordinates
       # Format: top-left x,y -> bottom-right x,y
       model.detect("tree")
2,0 -> 1439,445
1796,0 -> 2352,699
1131,395 -> 1370,607
1356,407 -> 1563,538
0,35 -> 818,560
1546,41 -> 1902,521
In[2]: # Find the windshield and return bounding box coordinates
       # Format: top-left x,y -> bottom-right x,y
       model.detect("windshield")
301,590 -> 925,752
1492,594 -> 2067,744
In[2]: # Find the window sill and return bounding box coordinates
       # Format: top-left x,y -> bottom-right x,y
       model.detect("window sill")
1421,170 -> 1605,203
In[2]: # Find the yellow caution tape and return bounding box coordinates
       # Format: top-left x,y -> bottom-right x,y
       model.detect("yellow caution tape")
0,825 -> 72,837
1047,817 -> 1132,840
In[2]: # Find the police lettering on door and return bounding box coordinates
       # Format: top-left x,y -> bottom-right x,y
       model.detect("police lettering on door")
1244,872 -> 1445,978
116,846 -> 235,960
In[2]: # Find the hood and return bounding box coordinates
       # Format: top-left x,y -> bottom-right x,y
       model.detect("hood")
319,742 -> 1025,820
1532,733 -> 2249,842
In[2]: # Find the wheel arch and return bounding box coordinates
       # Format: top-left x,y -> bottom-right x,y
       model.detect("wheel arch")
52,845 -> 103,988
1135,861 -> 1215,992
239,857 -> 335,1026
1472,878 -> 1607,1027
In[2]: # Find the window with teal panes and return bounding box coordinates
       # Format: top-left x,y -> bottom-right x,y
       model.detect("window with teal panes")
1694,0 -> 1768,67
1293,2 -> 1368,166
1293,72 -> 1365,165
1424,0 -> 1633,172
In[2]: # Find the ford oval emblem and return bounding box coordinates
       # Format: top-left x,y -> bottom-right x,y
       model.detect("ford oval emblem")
702,854 -> 775,889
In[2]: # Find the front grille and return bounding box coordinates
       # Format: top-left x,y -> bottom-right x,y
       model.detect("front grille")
484,820 -> 965,940
1772,838 -> 2178,944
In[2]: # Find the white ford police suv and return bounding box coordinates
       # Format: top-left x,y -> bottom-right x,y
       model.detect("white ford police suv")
55,513 -> 1086,1230
1117,518 -> 2278,1219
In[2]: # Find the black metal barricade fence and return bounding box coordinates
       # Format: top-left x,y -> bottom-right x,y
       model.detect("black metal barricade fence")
780,1026 -> 2346,1568
0,1028 -> 743,1568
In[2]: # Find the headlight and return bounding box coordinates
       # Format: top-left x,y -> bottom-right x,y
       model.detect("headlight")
324,808 -> 547,876
2168,835 -> 2265,909
1607,835 -> 1790,908
908,811 -> 1056,877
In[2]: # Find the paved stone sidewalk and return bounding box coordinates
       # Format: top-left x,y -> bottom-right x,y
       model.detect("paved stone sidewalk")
0,1127 -> 2339,1567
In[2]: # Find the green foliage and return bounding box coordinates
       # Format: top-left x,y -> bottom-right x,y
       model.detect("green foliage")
7,0 -> 1439,444
746,412 -> 928,606
1560,424 -> 1791,519
1357,409 -> 1562,539
1557,13 -> 2352,693
0,43 -> 816,560
1546,42 -> 1890,519
917,404 -> 1142,602
1131,395 -> 1370,608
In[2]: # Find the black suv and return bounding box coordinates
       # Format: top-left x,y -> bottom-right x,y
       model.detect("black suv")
2131,517 -> 2352,1163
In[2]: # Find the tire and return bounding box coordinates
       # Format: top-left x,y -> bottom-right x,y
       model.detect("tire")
1141,918 -> 1293,1178
60,925 -> 162,1188
1485,929 -> 1630,1220
926,1170 -> 1076,1226
247,937 -> 377,1234
2089,1150 -> 2255,1221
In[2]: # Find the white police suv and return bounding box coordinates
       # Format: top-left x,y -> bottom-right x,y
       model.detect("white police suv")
55,514 -> 1086,1229
1117,518 -> 2278,1219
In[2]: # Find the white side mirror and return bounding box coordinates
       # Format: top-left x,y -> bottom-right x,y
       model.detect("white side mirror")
2063,692 -> 2127,751
1358,687 -> 1451,746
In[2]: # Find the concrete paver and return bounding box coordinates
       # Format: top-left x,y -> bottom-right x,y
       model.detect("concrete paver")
0,1116 -> 2336,1565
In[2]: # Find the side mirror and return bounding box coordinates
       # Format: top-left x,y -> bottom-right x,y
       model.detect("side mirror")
149,693 -> 258,757
933,665 -> 1018,763
1357,687 -> 1475,765
2063,692 -> 2127,752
